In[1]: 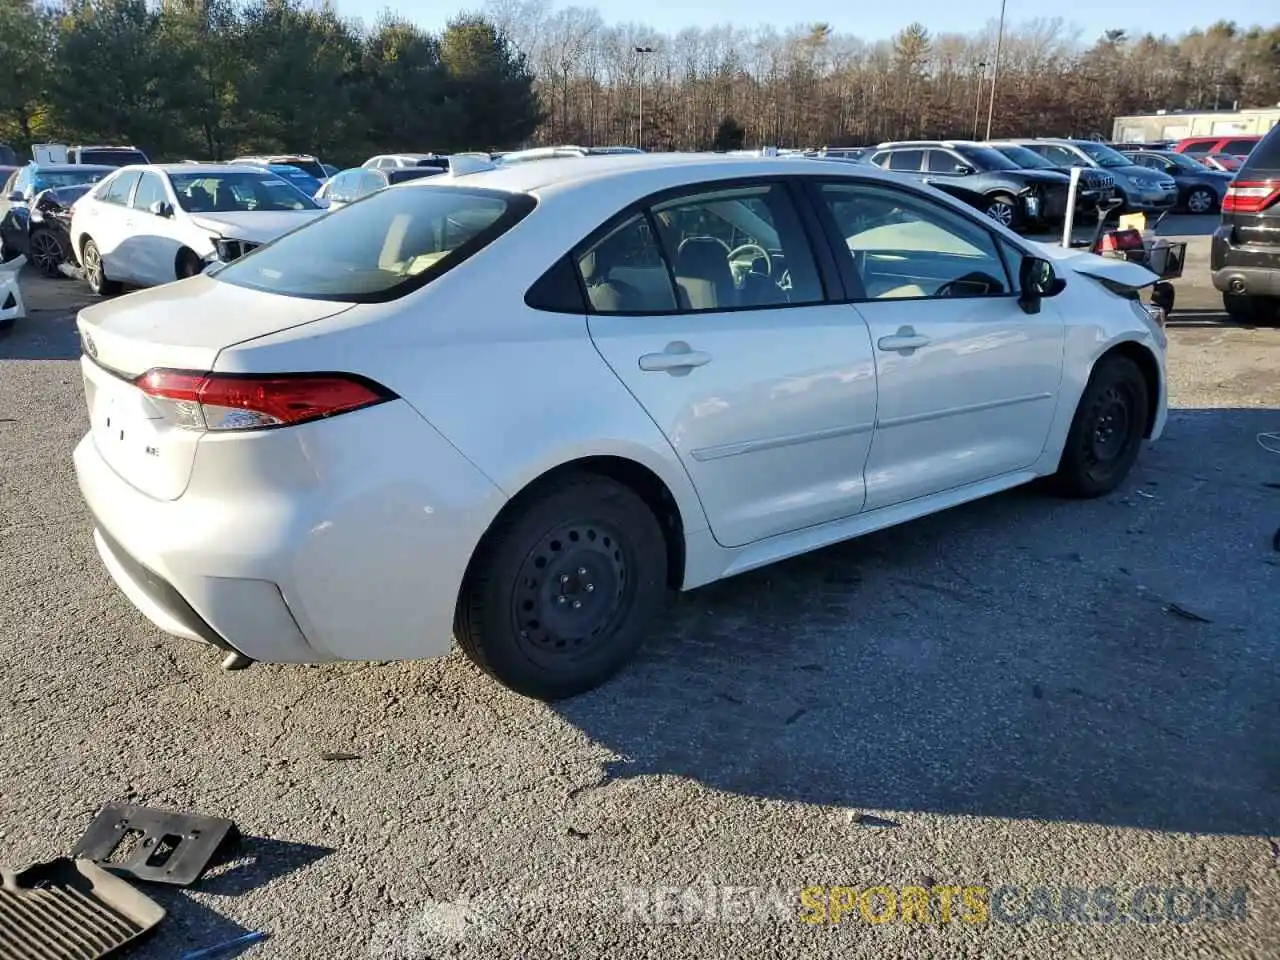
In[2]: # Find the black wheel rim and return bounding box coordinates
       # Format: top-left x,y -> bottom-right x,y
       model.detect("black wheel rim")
31,233 -> 64,273
1084,384 -> 1135,473
510,519 -> 631,668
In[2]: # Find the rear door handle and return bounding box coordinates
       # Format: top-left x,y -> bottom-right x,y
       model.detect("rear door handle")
639,342 -> 712,374
877,328 -> 931,353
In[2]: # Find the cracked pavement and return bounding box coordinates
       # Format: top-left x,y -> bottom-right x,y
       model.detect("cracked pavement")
1,228 -> 1278,959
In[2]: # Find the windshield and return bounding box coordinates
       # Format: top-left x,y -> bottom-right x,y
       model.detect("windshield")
1164,152 -> 1209,172
990,144 -> 1055,170
954,145 -> 1019,171
169,170 -> 320,213
1077,142 -> 1133,168
213,185 -> 534,301
78,149 -> 146,167
33,168 -> 111,191
270,166 -> 322,195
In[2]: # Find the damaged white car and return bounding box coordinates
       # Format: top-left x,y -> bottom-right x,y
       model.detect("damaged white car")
73,155 -> 1168,699
69,164 -> 325,295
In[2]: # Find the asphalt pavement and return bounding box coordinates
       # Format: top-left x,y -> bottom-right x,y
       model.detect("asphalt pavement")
1,222 -> 1277,959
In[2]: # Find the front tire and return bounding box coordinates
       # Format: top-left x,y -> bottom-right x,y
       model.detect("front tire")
1184,187 -> 1216,214
1053,354 -> 1150,498
29,228 -> 67,278
984,193 -> 1018,230
456,474 -> 669,700
81,238 -> 120,296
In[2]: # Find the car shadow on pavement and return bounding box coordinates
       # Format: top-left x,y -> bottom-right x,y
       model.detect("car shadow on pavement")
553,406 -> 1280,837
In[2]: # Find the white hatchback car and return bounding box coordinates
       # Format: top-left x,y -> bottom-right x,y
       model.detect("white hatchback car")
73,154 -> 1168,699
70,164 -> 325,294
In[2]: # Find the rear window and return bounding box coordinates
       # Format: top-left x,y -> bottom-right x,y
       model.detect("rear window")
1242,128 -> 1280,172
79,149 -> 147,167
213,185 -> 535,302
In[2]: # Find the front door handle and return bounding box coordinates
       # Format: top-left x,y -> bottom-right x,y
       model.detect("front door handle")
877,327 -> 931,354
639,342 -> 712,374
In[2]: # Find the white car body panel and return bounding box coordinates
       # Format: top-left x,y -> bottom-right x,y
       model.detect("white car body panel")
71,154 -> 1168,668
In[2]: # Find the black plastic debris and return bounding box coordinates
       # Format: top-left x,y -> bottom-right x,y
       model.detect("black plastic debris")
71,805 -> 238,888
0,857 -> 165,960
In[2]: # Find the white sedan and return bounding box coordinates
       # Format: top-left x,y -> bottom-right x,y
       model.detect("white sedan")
72,154 -> 1168,699
69,163 -> 325,294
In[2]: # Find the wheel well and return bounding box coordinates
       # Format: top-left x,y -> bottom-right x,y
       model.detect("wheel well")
1100,341 -> 1160,437
467,457 -> 687,595
175,247 -> 200,275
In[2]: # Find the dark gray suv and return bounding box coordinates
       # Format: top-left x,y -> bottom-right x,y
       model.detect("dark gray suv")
1211,123 -> 1280,323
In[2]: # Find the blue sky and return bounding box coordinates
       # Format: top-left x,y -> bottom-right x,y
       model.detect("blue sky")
330,0 -> 1265,41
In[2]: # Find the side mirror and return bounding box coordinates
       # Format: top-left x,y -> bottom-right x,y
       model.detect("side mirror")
1018,256 -> 1064,313
149,200 -> 173,218
954,164 -> 973,175
7,191 -> 24,203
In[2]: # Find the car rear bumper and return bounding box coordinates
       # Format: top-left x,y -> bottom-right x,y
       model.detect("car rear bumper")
73,398 -> 507,664
1211,229 -> 1280,295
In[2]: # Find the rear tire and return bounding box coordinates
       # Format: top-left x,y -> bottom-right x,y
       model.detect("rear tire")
455,474 -> 668,700
1052,354 -> 1150,498
1223,292 -> 1280,325
81,238 -> 120,296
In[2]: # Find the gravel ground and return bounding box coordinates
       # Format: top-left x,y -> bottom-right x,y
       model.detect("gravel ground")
1,227 -> 1277,960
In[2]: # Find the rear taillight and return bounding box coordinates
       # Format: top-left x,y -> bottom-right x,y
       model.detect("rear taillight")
134,369 -> 396,431
1222,181 -> 1280,213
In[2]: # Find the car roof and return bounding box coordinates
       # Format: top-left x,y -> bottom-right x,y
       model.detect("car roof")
115,163 -> 256,175
28,163 -> 116,172
394,152 -> 901,197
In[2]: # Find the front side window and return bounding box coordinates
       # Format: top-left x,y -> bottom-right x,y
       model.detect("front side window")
169,170 -> 319,213
926,150 -> 965,174
1036,144 -> 1079,166
1221,139 -> 1258,156
131,172 -> 166,212
214,184 -> 532,301
817,182 -> 1010,300
79,149 -> 146,167
100,171 -> 140,206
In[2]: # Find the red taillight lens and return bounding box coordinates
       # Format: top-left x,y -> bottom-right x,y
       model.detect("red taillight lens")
1222,180 -> 1280,213
135,369 -> 395,431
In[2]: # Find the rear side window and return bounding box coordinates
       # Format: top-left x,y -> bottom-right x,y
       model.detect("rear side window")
214,185 -> 534,302
1242,128 -> 1280,172
1221,139 -> 1258,156
1181,141 -> 1212,156
80,149 -> 146,166
887,150 -> 923,171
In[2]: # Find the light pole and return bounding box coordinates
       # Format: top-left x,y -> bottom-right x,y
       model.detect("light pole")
984,0 -> 1007,140
971,60 -> 987,139
635,45 -> 654,150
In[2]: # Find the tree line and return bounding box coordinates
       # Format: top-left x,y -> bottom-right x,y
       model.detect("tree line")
1,0 -> 1277,166
0,0 -> 541,165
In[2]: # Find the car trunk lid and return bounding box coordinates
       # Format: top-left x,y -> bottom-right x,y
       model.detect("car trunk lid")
77,274 -> 355,500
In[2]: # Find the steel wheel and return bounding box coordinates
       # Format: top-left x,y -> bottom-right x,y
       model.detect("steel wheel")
985,196 -> 1016,227
1082,383 -> 1135,478
29,230 -> 66,277
510,519 -> 631,669
1185,188 -> 1215,214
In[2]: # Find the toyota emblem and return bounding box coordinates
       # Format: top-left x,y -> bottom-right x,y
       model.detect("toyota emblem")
81,330 -> 97,358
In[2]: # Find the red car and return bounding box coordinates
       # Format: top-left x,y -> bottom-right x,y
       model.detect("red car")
1173,135 -> 1261,160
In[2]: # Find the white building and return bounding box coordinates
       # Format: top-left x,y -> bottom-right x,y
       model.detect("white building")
1112,107 -> 1280,143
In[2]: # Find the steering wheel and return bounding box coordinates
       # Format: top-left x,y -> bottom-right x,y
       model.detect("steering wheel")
935,272 -> 1000,299
677,235 -> 731,254
727,242 -> 771,277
